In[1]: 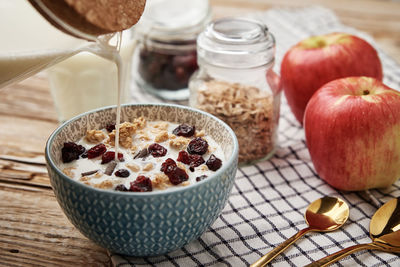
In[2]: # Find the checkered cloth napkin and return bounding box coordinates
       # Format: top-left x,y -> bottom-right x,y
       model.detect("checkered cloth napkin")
112,6 -> 400,266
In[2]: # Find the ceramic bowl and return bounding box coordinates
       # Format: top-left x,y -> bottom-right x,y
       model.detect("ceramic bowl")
45,103 -> 238,256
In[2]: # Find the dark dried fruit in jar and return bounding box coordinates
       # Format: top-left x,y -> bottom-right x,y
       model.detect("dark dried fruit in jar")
177,151 -> 204,172
101,151 -> 124,164
115,169 -> 130,178
206,154 -> 222,171
106,124 -> 116,132
87,143 -> 107,159
172,124 -> 195,137
138,48 -> 198,90
187,137 -> 208,155
61,142 -> 85,163
115,184 -> 128,191
148,143 -> 167,157
130,175 -> 152,192
160,158 -> 189,185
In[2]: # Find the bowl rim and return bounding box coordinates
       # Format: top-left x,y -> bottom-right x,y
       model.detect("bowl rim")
45,103 -> 239,197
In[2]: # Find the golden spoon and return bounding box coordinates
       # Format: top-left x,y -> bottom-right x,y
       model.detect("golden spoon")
306,197 -> 400,267
251,196 -> 349,267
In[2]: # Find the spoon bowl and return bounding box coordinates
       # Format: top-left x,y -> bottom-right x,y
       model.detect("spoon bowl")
370,197 -> 400,246
305,196 -> 350,231
307,197 -> 400,267
251,196 -> 349,267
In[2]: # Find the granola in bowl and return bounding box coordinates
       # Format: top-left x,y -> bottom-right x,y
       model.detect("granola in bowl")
59,117 -> 224,192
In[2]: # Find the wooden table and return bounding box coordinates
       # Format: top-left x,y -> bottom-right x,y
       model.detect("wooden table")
1,1 -> 399,266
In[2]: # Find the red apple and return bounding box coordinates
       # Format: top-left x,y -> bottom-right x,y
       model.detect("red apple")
281,32 -> 383,125
304,76 -> 400,191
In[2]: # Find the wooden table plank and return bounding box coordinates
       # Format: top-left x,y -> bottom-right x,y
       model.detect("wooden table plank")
0,115 -> 56,157
0,186 -> 109,266
0,75 -> 57,123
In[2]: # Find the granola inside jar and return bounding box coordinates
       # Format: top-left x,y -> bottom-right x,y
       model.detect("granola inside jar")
189,18 -> 281,164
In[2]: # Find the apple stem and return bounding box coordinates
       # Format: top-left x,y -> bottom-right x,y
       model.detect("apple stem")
363,90 -> 370,95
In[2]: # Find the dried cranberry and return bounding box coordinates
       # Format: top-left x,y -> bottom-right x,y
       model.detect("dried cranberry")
178,151 -> 204,171
115,184 -> 128,191
189,154 -> 205,172
101,151 -> 124,164
196,175 -> 208,182
148,143 -> 167,157
177,150 -> 191,164
172,124 -> 195,137
206,154 -> 222,171
129,176 -> 152,192
168,167 -> 189,185
115,169 -> 130,178
61,142 -> 85,163
106,124 -> 116,132
101,152 -> 114,164
160,158 -> 177,173
160,158 -> 188,185
87,143 -> 107,159
187,137 -> 208,155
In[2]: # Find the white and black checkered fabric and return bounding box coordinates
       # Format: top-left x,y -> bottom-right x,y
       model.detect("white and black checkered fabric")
112,6 -> 400,266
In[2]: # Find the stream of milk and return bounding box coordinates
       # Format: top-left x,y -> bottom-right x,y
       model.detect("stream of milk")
0,0 -> 129,160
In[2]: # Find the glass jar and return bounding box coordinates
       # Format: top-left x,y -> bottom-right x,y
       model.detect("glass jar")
133,0 -> 211,100
189,17 -> 281,164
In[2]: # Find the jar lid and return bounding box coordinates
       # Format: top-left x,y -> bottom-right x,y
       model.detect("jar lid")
135,0 -> 211,42
197,17 -> 275,68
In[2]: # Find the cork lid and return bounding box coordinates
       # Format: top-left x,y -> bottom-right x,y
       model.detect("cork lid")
29,0 -> 146,39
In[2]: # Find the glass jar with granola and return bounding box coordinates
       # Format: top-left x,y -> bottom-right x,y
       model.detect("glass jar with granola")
133,0 -> 211,100
189,17 -> 281,164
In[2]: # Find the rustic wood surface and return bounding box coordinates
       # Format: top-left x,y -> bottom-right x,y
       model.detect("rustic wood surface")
1,1 -> 399,266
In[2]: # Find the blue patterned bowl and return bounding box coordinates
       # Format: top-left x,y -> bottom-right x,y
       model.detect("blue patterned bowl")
45,103 -> 238,256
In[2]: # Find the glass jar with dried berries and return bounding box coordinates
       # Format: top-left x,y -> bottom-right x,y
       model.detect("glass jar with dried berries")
189,17 -> 281,164
133,0 -> 211,100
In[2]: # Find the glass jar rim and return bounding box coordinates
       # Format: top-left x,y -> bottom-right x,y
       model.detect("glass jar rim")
135,0 -> 211,42
197,17 -> 275,68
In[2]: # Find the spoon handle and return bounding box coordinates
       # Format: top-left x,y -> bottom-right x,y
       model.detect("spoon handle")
251,227 -> 312,267
305,243 -> 377,267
